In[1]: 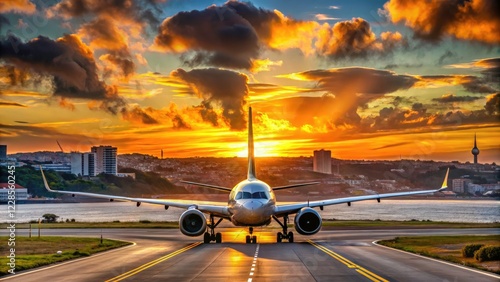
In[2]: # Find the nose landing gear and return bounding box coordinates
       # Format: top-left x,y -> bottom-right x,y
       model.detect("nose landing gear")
245,227 -> 257,244
273,215 -> 294,243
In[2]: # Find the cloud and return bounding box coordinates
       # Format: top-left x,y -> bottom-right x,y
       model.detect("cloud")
171,68 -> 249,130
0,101 -> 27,107
121,106 -> 159,125
484,93 -> 499,115
48,0 -> 162,30
315,18 -> 406,60
432,94 -> 482,103
384,0 -> 500,44
0,0 -> 36,14
315,14 -> 340,21
0,34 -> 126,114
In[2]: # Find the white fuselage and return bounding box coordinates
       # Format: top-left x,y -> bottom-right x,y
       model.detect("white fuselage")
227,179 -> 276,226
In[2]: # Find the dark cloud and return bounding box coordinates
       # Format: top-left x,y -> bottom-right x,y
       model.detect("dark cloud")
120,106 -> 159,125
384,0 -> 500,44
484,93 -> 500,115
383,63 -> 423,69
432,94 -> 482,103
0,34 -> 126,114
171,68 -> 248,130
154,3 -> 261,70
78,15 -> 135,78
0,15 -> 10,30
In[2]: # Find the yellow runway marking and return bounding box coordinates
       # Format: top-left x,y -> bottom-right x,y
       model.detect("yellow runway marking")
105,242 -> 202,282
308,240 -> 389,282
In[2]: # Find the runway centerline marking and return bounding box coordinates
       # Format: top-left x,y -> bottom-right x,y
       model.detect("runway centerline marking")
308,240 -> 388,282
105,242 -> 202,282
248,244 -> 260,281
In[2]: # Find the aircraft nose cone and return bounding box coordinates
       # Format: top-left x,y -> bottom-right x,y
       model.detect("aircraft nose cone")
243,200 -> 263,211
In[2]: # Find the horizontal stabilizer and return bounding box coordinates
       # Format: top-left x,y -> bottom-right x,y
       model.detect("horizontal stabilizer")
272,182 -> 320,191
180,181 -> 232,192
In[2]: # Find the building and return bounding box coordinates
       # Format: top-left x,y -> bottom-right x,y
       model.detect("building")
71,152 -> 96,176
38,163 -> 71,173
452,178 -> 472,193
313,149 -> 332,174
0,183 -> 28,202
0,145 -> 6,160
471,133 -> 479,164
91,146 -> 117,175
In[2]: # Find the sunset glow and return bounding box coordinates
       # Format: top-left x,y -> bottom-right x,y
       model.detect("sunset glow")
0,0 -> 498,163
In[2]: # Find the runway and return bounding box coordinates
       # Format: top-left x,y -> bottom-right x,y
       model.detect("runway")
1,227 -> 499,281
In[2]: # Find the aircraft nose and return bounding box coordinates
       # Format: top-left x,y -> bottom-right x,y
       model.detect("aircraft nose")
243,200 -> 263,211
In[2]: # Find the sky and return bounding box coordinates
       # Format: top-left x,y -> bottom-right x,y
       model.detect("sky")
0,0 -> 499,163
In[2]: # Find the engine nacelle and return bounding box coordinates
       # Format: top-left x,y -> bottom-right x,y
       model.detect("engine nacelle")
294,207 -> 322,235
179,209 -> 207,236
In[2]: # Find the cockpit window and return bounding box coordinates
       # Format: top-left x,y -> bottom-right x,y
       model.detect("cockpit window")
252,191 -> 268,199
236,191 -> 268,199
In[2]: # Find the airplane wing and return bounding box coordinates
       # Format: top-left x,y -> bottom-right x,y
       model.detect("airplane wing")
40,167 -> 230,218
272,182 -> 320,191
180,181 -> 232,192
274,168 -> 449,217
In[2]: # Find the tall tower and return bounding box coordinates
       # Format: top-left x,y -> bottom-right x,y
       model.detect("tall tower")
471,133 -> 479,164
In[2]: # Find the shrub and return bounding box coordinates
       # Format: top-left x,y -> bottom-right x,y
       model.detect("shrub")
462,244 -> 484,258
139,220 -> 151,223
474,245 -> 500,262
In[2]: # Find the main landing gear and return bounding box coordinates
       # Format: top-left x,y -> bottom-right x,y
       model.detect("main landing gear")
273,215 -> 294,243
204,214 -> 223,244
245,227 -> 257,244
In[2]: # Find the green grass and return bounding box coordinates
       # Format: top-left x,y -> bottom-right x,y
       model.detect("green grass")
378,235 -> 500,274
0,236 -> 131,276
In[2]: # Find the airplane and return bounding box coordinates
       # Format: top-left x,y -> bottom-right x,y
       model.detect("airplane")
41,107 -> 449,244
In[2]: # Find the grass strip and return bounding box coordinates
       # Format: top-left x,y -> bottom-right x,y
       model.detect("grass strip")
378,235 -> 500,275
0,236 -> 131,276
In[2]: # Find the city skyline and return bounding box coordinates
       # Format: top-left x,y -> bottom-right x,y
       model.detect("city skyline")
0,0 -> 499,163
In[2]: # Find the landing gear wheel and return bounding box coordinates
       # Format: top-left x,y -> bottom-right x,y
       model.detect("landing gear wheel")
251,236 -> 257,244
273,215 -> 294,243
246,235 -> 251,244
205,214 -> 223,244
204,232 -> 211,244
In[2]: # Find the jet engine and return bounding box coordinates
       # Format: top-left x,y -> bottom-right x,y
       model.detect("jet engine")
294,207 -> 322,235
179,209 -> 207,236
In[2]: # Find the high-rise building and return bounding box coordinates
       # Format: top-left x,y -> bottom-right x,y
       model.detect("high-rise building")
471,133 -> 479,164
313,149 -> 332,174
91,146 -> 117,175
452,178 -> 472,194
0,145 -> 6,160
71,152 -> 97,176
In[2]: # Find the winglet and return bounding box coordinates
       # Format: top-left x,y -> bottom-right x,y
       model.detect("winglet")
438,168 -> 450,192
40,166 -> 55,192
247,107 -> 256,180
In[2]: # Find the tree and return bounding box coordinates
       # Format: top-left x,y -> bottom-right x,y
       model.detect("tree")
42,213 -> 59,223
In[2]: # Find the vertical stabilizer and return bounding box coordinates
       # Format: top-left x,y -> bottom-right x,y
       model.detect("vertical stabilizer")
248,107 -> 256,179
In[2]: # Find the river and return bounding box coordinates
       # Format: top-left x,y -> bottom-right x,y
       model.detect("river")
4,199 -> 498,223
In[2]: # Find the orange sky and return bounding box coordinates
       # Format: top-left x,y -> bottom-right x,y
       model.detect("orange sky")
0,0 -> 499,163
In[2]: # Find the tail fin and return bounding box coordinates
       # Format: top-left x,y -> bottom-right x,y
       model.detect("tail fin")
247,107 -> 256,179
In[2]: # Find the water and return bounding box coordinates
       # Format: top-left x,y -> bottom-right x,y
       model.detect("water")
4,199 -> 498,223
